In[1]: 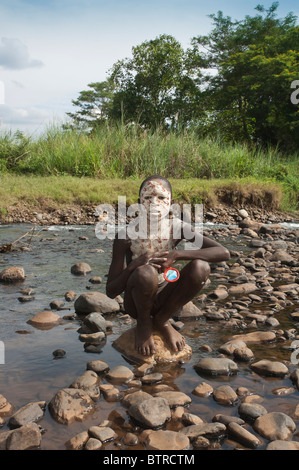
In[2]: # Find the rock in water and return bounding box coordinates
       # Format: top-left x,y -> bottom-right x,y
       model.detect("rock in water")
48,388 -> 96,425
194,357 -> 238,376
128,397 -> 171,428
0,267 -> 25,283
74,292 -> 120,315
71,263 -> 91,275
112,327 -> 192,365
27,311 -> 61,330
253,412 -> 296,441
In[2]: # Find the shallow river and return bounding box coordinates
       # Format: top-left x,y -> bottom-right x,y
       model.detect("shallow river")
0,223 -> 298,450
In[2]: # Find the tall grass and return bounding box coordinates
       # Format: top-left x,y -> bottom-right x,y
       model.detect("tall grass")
0,123 -> 298,210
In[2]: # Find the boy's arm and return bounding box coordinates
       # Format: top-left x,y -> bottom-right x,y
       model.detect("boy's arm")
174,227 -> 230,264
106,237 -> 135,299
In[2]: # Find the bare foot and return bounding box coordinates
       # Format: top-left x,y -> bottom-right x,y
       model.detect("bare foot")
154,321 -> 185,352
135,318 -> 156,356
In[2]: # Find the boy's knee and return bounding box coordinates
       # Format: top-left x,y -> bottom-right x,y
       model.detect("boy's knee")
189,259 -> 210,284
131,264 -> 158,287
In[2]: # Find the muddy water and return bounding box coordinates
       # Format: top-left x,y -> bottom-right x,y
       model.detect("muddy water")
0,223 -> 298,450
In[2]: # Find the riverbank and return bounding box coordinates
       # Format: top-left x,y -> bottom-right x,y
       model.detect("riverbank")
0,175 -> 298,226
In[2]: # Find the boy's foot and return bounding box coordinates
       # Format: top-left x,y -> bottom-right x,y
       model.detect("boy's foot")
154,320 -> 185,352
135,318 -> 156,356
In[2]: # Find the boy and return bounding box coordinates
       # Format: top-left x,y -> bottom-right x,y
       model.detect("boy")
106,175 -> 230,356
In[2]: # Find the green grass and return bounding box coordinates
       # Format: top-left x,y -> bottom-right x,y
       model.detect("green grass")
0,123 -> 298,213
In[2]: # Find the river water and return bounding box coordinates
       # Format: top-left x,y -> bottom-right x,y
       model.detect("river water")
0,223 -> 298,450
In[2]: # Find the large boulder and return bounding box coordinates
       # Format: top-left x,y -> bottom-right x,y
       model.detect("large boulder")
112,327 -> 192,365
74,292 -> 120,315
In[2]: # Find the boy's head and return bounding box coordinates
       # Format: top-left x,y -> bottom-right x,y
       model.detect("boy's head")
138,175 -> 173,219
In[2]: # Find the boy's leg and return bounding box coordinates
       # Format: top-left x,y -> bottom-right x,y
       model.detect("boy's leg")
151,259 -> 210,352
123,264 -> 159,355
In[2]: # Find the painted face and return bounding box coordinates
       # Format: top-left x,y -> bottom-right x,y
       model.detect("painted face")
139,180 -> 171,220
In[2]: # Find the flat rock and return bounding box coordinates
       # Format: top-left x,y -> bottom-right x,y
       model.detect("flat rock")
112,327 -> 192,365
0,267 -> 25,283
194,357 -> 238,376
74,292 -> 120,315
253,412 -> 296,441
145,430 -> 190,450
27,311 -> 61,330
88,425 -> 117,443
128,397 -> 171,428
48,388 -> 96,425
219,340 -> 247,355
229,331 -> 276,344
228,283 -> 258,295
9,402 -> 45,429
84,438 -> 102,450
180,422 -> 226,440
154,391 -> 192,408
212,414 -> 244,426
250,360 -> 289,378
106,365 -> 134,384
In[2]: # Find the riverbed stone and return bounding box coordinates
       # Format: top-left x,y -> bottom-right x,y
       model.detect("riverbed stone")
128,396 -> 171,428
6,423 -> 41,450
192,382 -> 213,397
266,440 -> 299,450
250,360 -> 289,378
106,365 -> 134,384
86,360 -> 109,374
180,422 -> 226,440
227,421 -> 262,449
194,357 -> 238,376
65,290 -> 76,301
27,310 -> 61,329
74,292 -> 120,315
145,430 -> 190,450
121,391 -> 152,409
229,331 -> 276,343
79,331 -> 106,344
65,431 -> 89,450
8,402 -> 45,429
70,370 -> 101,399
219,340 -> 247,355
290,369 -> 299,390
48,388 -> 96,425
228,283 -> 258,295
212,414 -> 244,426
84,437 -> 102,450
172,301 -> 203,321
238,403 -> 268,422
71,262 -> 91,275
253,412 -> 296,441
112,327 -> 192,365
88,425 -> 117,443
154,391 -> 192,408
82,312 -> 107,333
213,385 -> 238,406
141,373 -> 163,385
0,267 -> 25,283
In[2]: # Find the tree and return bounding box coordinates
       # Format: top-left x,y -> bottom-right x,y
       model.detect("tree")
188,2 -> 299,149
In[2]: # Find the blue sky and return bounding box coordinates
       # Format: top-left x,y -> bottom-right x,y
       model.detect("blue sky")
0,0 -> 298,135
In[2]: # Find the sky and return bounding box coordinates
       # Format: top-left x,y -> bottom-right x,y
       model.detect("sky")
0,0 -> 298,136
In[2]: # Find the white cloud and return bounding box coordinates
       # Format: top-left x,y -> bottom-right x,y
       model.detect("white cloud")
0,37 -> 44,70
